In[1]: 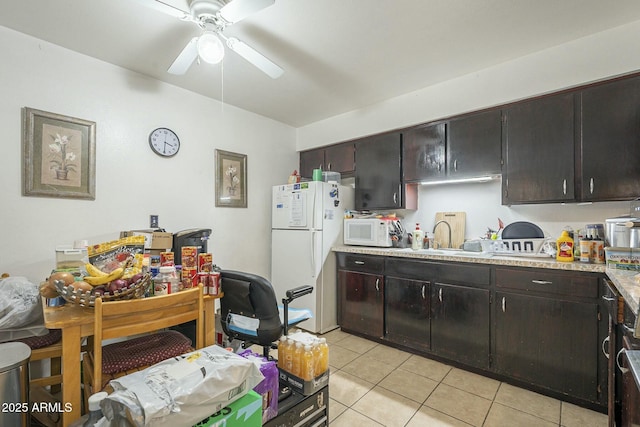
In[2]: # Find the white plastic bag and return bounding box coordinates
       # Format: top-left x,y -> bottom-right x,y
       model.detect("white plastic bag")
0,277 -> 46,341
101,345 -> 264,427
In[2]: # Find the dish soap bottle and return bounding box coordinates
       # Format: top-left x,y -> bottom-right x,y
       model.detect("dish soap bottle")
556,230 -> 574,262
412,223 -> 425,250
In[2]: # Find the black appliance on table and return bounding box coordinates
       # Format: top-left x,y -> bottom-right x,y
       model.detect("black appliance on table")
170,228 -> 211,342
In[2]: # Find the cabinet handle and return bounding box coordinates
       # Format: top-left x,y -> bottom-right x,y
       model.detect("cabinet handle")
453,159 -> 458,171
438,288 -> 443,302
602,295 -> 616,302
616,348 -> 630,374
602,336 -> 610,359
502,296 -> 506,312
393,193 -> 398,204
437,163 -> 442,172
623,323 -> 636,335
590,177 -> 594,194
327,162 -> 332,170
532,280 -> 553,285
562,179 -> 567,195
421,284 -> 426,299
354,260 -> 365,265
375,278 -> 380,292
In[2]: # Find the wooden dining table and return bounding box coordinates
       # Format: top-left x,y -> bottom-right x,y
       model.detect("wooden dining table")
42,293 -> 222,427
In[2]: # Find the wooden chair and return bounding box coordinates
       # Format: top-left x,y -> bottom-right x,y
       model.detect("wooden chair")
82,286 -> 204,409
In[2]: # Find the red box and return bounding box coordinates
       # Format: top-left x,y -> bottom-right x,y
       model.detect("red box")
160,251 -> 174,266
198,253 -> 213,272
181,246 -> 197,268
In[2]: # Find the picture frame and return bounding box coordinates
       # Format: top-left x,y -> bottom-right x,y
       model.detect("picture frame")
215,149 -> 247,208
22,107 -> 96,200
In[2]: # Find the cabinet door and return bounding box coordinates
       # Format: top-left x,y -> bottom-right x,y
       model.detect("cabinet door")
503,93 -> 575,204
385,276 -> 430,351
431,282 -> 490,369
324,143 -> 355,175
621,336 -> 640,426
580,76 -> 640,201
403,123 -> 446,182
338,270 -> 384,338
448,109 -> 502,178
299,149 -> 325,179
494,291 -> 600,401
355,133 -> 404,210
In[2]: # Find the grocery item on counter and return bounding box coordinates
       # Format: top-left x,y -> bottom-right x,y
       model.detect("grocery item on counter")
556,231 -> 574,262
411,223 -> 425,250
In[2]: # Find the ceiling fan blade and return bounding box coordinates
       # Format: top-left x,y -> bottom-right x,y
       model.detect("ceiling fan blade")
133,0 -> 191,19
168,37 -> 199,75
219,0 -> 275,24
225,37 -> 283,79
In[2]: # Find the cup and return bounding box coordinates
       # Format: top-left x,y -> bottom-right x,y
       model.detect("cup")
312,169 -> 322,181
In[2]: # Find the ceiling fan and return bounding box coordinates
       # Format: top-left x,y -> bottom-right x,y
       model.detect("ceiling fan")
139,0 -> 284,78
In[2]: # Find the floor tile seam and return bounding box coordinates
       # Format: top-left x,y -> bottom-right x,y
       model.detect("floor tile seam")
488,401 -> 563,426
394,365 -> 450,383
440,378 -> 501,402
418,402 -> 477,427
330,406 -> 384,426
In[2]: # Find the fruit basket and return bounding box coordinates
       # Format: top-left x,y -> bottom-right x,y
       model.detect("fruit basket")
54,273 -> 151,307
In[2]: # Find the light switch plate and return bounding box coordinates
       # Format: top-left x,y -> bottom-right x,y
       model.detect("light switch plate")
150,215 -> 159,228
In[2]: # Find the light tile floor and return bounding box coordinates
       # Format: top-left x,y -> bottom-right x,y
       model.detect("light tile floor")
321,329 -> 608,427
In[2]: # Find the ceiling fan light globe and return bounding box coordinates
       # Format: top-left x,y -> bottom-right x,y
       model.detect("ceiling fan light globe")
197,32 -> 225,64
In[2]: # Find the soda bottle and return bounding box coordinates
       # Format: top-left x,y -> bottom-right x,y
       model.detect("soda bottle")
302,345 -> 314,381
292,342 -> 304,377
312,339 -> 322,376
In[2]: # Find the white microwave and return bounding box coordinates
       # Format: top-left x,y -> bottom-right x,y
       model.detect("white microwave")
344,218 -> 394,247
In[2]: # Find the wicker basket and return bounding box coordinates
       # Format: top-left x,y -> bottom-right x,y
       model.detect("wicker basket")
54,273 -> 151,307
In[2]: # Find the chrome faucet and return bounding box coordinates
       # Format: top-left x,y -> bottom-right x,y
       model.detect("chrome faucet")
433,220 -> 452,248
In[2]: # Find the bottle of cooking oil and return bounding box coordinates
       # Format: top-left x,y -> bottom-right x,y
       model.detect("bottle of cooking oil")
556,230 -> 574,262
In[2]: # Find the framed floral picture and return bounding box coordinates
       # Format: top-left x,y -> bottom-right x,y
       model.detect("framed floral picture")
215,149 -> 247,208
22,107 -> 96,200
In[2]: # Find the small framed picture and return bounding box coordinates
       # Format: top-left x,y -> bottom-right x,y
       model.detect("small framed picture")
215,149 -> 247,208
22,107 -> 96,200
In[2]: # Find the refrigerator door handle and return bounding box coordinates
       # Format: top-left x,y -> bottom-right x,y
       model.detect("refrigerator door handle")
310,231 -> 316,276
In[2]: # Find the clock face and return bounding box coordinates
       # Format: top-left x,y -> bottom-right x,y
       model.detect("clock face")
149,128 -> 180,157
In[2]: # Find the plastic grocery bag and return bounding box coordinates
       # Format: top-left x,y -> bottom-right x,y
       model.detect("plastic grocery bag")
101,345 -> 264,427
0,277 -> 46,341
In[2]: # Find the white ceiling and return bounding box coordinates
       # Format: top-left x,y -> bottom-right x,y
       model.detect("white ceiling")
2,0 -> 640,127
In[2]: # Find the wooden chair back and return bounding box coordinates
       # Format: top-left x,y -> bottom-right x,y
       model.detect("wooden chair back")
90,285 -> 204,395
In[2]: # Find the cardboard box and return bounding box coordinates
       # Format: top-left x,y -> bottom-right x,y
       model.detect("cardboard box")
193,390 -> 262,427
120,230 -> 173,250
278,367 -> 329,396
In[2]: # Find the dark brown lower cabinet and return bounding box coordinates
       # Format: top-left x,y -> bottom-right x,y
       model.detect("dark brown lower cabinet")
621,335 -> 640,426
337,269 -> 384,338
494,291 -> 600,401
432,282 -> 490,369
385,276 -> 430,351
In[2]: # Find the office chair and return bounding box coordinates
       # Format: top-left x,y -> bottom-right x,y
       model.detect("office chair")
219,270 -> 313,358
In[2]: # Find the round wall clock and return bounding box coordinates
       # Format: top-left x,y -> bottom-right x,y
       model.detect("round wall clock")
149,127 -> 180,157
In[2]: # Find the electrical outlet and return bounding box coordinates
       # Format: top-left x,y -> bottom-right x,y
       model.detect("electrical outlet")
150,215 -> 159,228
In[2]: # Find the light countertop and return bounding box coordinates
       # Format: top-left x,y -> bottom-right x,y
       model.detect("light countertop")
332,245 -> 640,320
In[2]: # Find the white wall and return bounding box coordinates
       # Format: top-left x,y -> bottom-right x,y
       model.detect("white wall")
297,20 -> 640,244
0,27 -> 297,283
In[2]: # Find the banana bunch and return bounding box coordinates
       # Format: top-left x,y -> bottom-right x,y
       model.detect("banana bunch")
84,263 -> 124,286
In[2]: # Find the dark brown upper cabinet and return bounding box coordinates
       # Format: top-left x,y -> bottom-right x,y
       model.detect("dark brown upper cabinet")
580,75 -> 640,202
403,122 -> 446,182
502,92 -> 576,204
355,132 -> 417,210
447,109 -> 502,179
299,142 -> 355,179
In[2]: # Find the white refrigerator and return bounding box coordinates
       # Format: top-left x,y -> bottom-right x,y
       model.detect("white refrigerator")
271,181 -> 354,333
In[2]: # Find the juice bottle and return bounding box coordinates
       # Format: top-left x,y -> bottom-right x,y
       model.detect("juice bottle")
317,337 -> 329,375
312,339 -> 323,376
284,338 -> 294,373
302,345 -> 314,381
277,336 -> 287,369
292,342 -> 304,377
